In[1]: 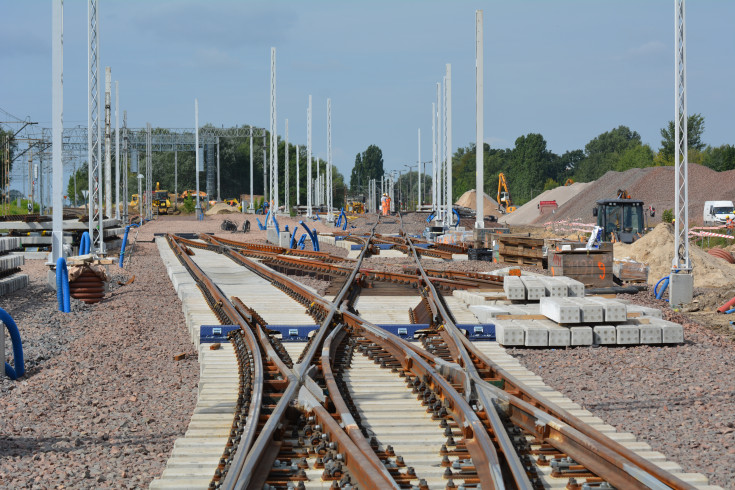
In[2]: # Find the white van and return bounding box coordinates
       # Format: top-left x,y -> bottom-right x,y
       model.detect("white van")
703,200 -> 735,225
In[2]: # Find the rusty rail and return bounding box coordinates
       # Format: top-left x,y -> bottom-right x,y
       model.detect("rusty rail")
395,213 -> 692,490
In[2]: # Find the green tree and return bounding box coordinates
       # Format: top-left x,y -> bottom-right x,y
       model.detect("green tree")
613,144 -> 655,172
702,144 -> 735,172
350,145 -> 384,192
574,126 -> 642,181
66,165 -> 88,206
0,128 -> 17,177
510,133 -> 557,202
659,113 -> 705,162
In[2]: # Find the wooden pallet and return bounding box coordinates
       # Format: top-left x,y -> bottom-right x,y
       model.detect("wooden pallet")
497,234 -> 545,267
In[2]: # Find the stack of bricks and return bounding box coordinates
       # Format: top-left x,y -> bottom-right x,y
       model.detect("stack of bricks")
0,237 -> 28,296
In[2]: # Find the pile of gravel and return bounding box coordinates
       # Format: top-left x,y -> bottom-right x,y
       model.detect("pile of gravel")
547,164 -> 735,227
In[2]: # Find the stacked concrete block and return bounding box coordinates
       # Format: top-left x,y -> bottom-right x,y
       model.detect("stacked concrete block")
503,276 -> 526,301
546,323 -> 571,347
616,324 -> 640,344
0,237 -> 22,253
593,325 -> 617,345
658,320 -> 684,344
554,276 -> 585,297
626,305 -> 663,319
537,277 -> 568,297
639,324 -> 662,344
494,320 -> 524,346
522,321 -> 548,347
539,297 -> 580,324
266,227 -> 279,245
0,275 -> 29,296
519,276 -> 545,300
469,305 -> 510,323
0,254 -> 24,271
0,237 -> 28,297
587,297 -> 627,322
570,326 -> 593,346
566,297 -> 604,323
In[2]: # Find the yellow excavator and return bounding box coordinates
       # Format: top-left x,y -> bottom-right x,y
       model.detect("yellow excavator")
152,182 -> 172,215
497,173 -> 516,214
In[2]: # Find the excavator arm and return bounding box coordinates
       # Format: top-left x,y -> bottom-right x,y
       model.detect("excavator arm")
497,173 -> 515,213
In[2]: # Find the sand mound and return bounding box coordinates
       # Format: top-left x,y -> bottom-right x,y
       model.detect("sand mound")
205,202 -> 237,215
614,222 -> 735,288
455,189 -> 499,217
499,182 -> 590,226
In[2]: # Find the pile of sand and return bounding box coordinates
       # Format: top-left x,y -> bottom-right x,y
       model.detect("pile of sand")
614,222 -> 735,288
455,189 -> 499,217
499,182 -> 590,226
205,202 -> 237,215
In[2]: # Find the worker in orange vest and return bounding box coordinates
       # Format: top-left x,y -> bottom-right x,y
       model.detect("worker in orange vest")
381,193 -> 388,215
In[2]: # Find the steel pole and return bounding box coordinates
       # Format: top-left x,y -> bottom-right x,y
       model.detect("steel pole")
446,65 -> 452,224
174,149 -> 178,211
249,125 -> 253,209
216,137 -> 221,202
475,10 -> 484,229
418,128 -> 421,210
115,80 -> 120,220
285,119 -> 289,212
195,99 -> 201,219
52,0 -> 64,263
307,95 -> 312,217
122,111 -> 128,223
432,102 -> 436,214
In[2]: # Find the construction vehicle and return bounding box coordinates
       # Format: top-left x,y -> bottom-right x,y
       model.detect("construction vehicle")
564,178 -> 575,186
347,201 -> 364,214
592,190 -> 644,243
180,189 -> 207,202
129,194 -> 139,208
152,182 -> 172,214
497,173 -> 516,214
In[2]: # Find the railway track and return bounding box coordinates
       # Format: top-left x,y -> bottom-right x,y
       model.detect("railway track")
150,214 -> 717,489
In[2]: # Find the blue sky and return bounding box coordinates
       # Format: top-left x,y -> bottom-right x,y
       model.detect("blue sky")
2,0 -> 734,186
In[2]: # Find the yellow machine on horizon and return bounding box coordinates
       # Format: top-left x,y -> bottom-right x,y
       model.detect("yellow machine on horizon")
497,173 -> 516,214
152,182 -> 172,214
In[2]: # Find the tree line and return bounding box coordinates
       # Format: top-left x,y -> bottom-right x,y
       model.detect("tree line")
442,114 -> 734,205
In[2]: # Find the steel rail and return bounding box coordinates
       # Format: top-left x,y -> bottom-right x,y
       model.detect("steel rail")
320,324 -> 399,486
206,234 -> 350,263
179,223 -> 525,488
339,311 -> 507,487
211,220 -> 382,489
394,216 -> 693,489
395,216 -> 533,487
455,332 -> 694,490
164,235 -> 267,486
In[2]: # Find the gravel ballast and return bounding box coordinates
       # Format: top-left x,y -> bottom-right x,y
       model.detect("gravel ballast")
0,241 -> 198,489
508,291 -> 735,487
1,212 -> 732,488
